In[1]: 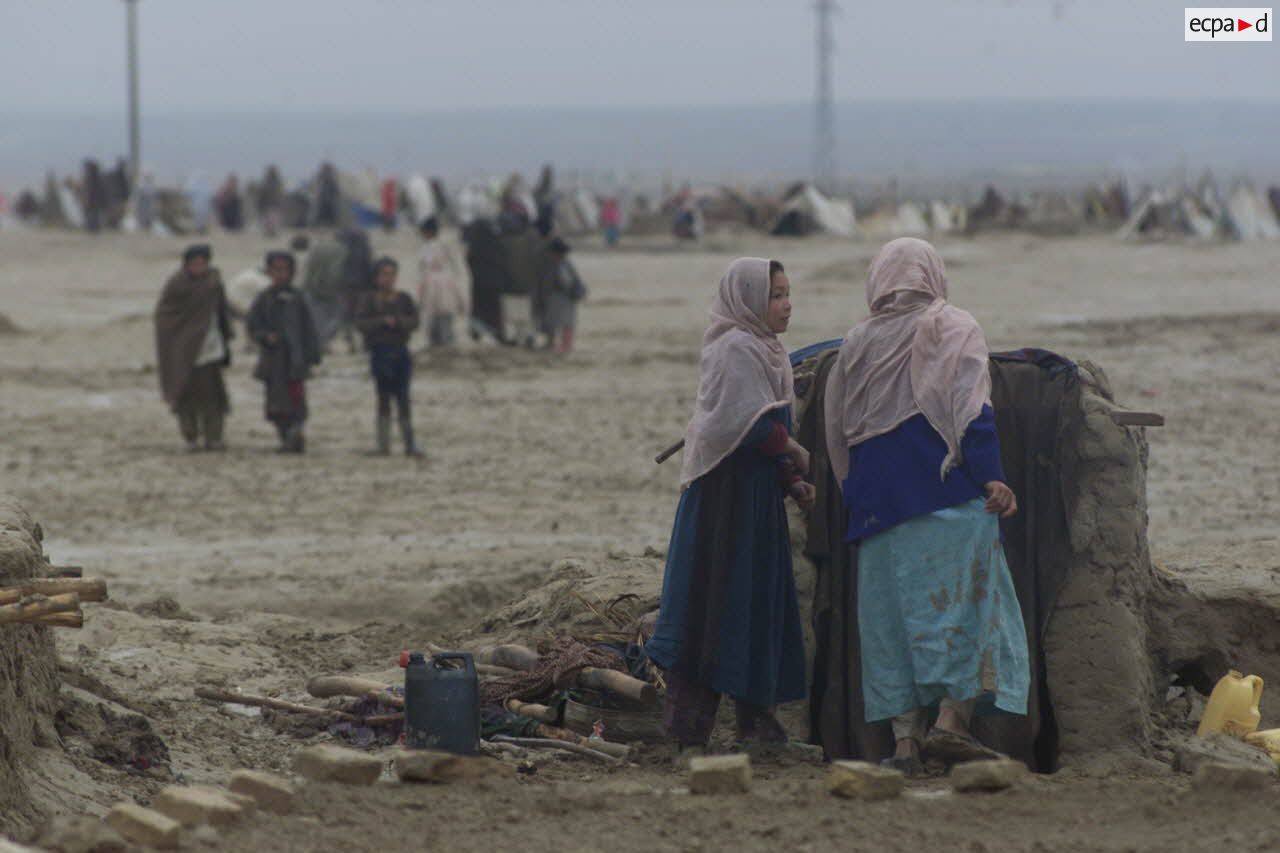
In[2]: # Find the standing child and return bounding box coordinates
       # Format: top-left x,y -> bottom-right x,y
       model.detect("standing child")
246,251 -> 322,453
355,258 -> 423,457
823,237 -> 1029,776
645,257 -> 814,751
153,244 -> 233,451
540,237 -> 585,354
416,217 -> 468,348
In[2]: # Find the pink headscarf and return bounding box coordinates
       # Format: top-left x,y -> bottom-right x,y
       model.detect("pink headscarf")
823,237 -> 990,484
680,257 -> 794,488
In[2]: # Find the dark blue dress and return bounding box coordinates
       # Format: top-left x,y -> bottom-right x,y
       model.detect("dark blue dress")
645,408 -> 807,708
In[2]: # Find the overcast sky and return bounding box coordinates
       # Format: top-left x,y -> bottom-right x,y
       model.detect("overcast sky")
3,0 -> 1276,112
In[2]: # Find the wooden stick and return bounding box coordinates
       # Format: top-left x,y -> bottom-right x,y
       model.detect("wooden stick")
475,663 -> 522,678
195,687 -> 361,721
306,675 -> 405,709
0,593 -> 80,625
1111,411 -> 1165,427
426,643 -> 539,673
505,698 -> 559,724
533,723 -> 631,759
489,735 -> 620,765
577,667 -> 657,706
654,439 -> 684,465
0,578 -> 106,606
29,610 -> 84,628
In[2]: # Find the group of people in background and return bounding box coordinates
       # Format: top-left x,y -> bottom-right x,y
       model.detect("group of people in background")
152,212 -> 586,456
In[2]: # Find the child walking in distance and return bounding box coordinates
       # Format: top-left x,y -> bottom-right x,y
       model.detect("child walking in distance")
246,251 -> 322,453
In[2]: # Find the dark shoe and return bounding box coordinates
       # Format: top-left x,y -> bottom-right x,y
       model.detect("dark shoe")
922,727 -> 1004,766
880,755 -> 926,778
204,440 -> 226,452
184,441 -> 201,453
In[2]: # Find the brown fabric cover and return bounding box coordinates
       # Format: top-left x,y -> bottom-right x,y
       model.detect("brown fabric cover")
154,268 -> 230,409
800,351 -> 1080,772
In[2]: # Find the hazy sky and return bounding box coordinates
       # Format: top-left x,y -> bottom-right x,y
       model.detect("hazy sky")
3,0 -> 1276,112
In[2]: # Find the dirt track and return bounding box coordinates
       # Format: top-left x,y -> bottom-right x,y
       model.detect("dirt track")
2,227 -> 1279,851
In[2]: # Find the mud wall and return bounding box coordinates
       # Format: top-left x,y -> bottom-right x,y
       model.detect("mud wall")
1043,362 -> 1162,763
0,496 -> 61,836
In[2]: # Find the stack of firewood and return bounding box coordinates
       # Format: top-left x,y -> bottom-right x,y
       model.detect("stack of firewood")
0,576 -> 107,628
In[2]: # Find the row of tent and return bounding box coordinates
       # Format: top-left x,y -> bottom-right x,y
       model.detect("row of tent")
4,162 -> 1280,243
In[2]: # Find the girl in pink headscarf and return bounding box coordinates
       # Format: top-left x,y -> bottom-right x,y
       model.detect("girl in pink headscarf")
645,257 -> 814,751
824,238 -> 1029,776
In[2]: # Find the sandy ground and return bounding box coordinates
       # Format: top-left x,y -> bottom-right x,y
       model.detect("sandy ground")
2,226 -> 1279,851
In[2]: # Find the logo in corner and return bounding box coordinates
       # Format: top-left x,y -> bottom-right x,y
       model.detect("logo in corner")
1185,7 -> 1272,40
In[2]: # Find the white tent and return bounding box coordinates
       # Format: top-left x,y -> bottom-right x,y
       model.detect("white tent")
1225,185 -> 1280,240
769,184 -> 857,237
405,174 -> 437,226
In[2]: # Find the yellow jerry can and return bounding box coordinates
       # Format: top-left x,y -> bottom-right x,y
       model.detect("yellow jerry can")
1197,670 -> 1263,737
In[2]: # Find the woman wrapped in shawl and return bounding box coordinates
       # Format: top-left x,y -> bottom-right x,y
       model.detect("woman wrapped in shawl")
153,244 -> 233,452
823,238 -> 1029,776
645,258 -> 813,751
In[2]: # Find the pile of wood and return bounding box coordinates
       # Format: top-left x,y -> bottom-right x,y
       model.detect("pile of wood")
0,576 -> 107,629
195,642 -> 658,765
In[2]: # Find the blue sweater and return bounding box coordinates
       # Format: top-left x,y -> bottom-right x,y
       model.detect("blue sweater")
842,405 -> 1005,542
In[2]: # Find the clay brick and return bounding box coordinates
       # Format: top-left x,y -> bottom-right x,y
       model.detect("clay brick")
104,802 -> 181,850
688,753 -> 751,794
292,744 -> 383,786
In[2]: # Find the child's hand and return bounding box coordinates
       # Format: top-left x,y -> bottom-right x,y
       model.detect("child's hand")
784,438 -> 810,477
984,481 -> 1017,518
789,480 -> 816,513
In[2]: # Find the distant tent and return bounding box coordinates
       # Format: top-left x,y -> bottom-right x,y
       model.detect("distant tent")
769,183 -> 857,237
336,169 -> 382,228
1117,190 -> 1221,241
1024,191 -> 1083,236
859,202 -> 927,239
405,174 -> 437,226
927,200 -> 966,234
1224,184 -> 1280,241
556,188 -> 600,236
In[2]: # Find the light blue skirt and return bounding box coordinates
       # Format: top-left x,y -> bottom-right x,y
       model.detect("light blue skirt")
858,498 -> 1030,722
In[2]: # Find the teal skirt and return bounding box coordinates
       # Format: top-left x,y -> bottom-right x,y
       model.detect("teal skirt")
857,497 -> 1030,722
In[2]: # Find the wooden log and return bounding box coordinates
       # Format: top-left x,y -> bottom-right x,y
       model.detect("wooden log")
532,723 -> 630,759
477,644 -> 540,672
576,667 -> 657,706
29,610 -> 84,628
305,675 -> 405,709
426,643 -> 539,673
489,735 -> 620,765
0,577 -> 106,606
504,698 -> 559,724
0,593 -> 80,625
195,687 -> 361,721
475,663 -> 522,678
1111,411 -> 1165,427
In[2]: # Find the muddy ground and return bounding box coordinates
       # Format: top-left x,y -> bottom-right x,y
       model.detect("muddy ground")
2,227 -> 1278,851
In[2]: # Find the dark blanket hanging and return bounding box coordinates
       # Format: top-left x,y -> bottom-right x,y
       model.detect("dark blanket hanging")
798,347 -> 1081,772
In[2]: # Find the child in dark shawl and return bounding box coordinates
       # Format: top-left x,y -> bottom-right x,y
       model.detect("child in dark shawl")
153,244 -> 233,451
645,258 -> 814,752
354,257 -> 423,457
246,251 -> 322,453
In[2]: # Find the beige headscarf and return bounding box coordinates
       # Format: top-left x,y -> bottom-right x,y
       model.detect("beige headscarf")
679,257 -> 794,489
823,237 -> 990,484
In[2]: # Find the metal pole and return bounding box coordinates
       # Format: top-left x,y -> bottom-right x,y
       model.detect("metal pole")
125,0 -> 141,191
813,0 -> 838,193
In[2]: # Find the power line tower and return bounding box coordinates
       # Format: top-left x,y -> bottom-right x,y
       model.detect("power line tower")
813,0 -> 838,192
124,0 -> 141,190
